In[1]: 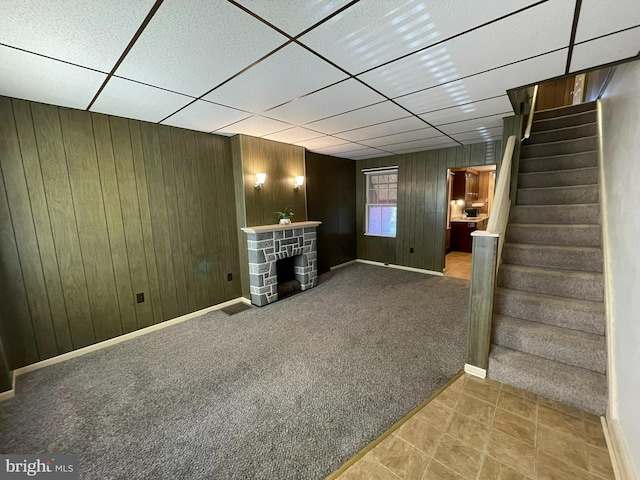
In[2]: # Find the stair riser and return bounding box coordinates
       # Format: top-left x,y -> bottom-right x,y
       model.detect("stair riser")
506,225 -> 601,247
532,110 -> 597,131
527,124 -> 597,144
502,245 -> 603,272
498,268 -> 604,301
535,102 -> 597,119
521,137 -> 597,158
494,289 -> 605,335
518,168 -> 599,188
510,205 -> 600,224
519,151 -> 598,173
517,185 -> 599,205
492,316 -> 607,373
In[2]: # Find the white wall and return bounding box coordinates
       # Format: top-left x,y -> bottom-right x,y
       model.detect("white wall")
600,59 -> 640,476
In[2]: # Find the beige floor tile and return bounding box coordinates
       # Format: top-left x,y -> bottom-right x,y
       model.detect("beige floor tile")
462,376 -> 501,405
414,401 -> 454,432
586,444 -> 615,479
536,452 -> 600,480
447,376 -> 466,391
582,411 -> 602,424
433,434 -> 483,480
455,393 -> 496,426
432,387 -> 462,410
423,460 -> 465,480
538,396 -> 584,420
498,390 -> 537,422
486,429 -> 535,478
339,458 -> 375,480
446,412 -> 490,452
369,464 -> 402,480
377,436 -> 430,480
477,456 -> 530,480
492,409 -> 536,446
500,384 -> 538,403
537,404 -> 585,439
394,417 -> 445,457
536,424 -> 589,471
370,436 -> 395,464
584,419 -> 608,450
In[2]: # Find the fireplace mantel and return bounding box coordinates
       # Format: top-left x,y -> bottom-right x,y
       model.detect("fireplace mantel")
241,221 -> 321,234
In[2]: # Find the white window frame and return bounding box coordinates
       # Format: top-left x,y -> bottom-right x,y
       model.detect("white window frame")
364,167 -> 398,238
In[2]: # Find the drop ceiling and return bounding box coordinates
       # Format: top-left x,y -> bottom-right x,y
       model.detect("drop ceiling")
1,0 -> 638,160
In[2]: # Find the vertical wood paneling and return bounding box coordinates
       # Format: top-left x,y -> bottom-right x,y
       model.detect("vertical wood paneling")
59,108 -> 122,342
0,99 -> 58,359
12,100 -> 73,353
31,103 -> 96,349
140,122 -> 179,321
92,113 -> 138,334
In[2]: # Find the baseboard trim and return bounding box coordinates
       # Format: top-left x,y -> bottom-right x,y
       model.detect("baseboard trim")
464,364 -> 487,379
13,297 -> 248,378
602,417 -> 638,480
356,259 -> 444,276
0,372 -> 16,402
329,260 -> 358,271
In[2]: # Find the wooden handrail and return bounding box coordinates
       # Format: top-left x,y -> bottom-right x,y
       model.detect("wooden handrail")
522,84 -> 539,141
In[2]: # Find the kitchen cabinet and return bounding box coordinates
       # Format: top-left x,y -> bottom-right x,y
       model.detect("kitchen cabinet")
452,172 -> 466,201
451,222 -> 477,253
465,172 -> 479,203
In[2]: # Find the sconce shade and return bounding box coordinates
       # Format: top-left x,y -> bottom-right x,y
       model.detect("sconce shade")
254,173 -> 266,189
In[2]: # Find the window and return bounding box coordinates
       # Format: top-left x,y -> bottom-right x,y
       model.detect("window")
365,168 -> 398,237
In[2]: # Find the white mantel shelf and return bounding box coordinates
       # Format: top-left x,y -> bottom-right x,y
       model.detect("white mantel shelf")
241,221 -> 322,234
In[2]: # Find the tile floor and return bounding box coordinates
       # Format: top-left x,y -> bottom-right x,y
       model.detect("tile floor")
331,374 -> 615,480
444,252 -> 472,280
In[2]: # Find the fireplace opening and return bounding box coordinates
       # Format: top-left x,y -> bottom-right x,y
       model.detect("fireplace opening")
276,256 -> 301,299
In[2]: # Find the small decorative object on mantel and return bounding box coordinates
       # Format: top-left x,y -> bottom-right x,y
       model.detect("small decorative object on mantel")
275,206 -> 294,225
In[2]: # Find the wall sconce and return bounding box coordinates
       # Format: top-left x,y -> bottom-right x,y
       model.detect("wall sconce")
293,176 -> 304,191
456,199 -> 465,206
254,173 -> 266,190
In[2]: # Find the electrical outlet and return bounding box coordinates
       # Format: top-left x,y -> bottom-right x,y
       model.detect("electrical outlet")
410,247 -> 414,253
227,273 -> 233,281
136,292 -> 144,303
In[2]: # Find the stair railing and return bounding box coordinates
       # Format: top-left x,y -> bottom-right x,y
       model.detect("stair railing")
464,135 -> 516,378
522,84 -> 539,141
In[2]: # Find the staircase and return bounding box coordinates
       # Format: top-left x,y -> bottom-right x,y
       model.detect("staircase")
488,101 -> 608,415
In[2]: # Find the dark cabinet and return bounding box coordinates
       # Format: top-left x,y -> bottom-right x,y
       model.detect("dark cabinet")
452,172 -> 466,201
465,172 -> 479,202
450,222 -> 477,253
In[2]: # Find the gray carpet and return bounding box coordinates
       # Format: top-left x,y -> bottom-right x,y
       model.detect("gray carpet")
0,263 -> 469,479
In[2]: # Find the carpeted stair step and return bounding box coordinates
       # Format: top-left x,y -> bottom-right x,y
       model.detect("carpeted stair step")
494,287 -> 605,335
497,264 -> 604,301
516,184 -> 599,205
488,345 -> 607,415
526,123 -> 596,144
510,204 -> 599,224
521,137 -> 597,158
519,151 -> 597,173
492,315 -> 606,373
518,167 -> 599,188
532,110 -> 597,132
502,243 -> 603,272
506,223 -> 601,247
534,102 -> 597,121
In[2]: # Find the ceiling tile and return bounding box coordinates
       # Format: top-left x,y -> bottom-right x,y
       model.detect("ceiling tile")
232,0 -> 354,37
262,126 -> 324,143
0,0 -> 155,71
575,0 -> 640,42
313,143 -> 373,155
294,136 -> 350,150
350,150 -> 395,160
299,0 -> 538,74
115,0 -> 287,96
379,135 -> 456,152
213,115 -> 291,137
420,95 -> 512,125
335,116 -> 433,142
0,46 -> 106,110
203,43 -> 347,113
438,113 -> 506,135
359,0 -> 574,98
571,27 -> 640,73
91,77 -> 193,123
161,100 -> 250,133
451,125 -> 503,143
317,146 -> 391,157
306,101 -> 409,134
266,79 -> 386,124
391,141 -> 459,154
395,49 -> 567,114
357,127 -> 439,147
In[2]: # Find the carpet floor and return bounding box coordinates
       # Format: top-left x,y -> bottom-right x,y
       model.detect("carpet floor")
0,263 -> 469,479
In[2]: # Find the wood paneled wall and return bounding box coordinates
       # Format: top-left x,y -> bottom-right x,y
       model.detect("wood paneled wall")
230,135 -> 307,298
0,96 -> 241,369
305,152 -> 356,273
356,141 -> 502,273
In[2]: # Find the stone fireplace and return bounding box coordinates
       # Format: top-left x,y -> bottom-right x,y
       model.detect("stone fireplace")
241,221 -> 321,307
